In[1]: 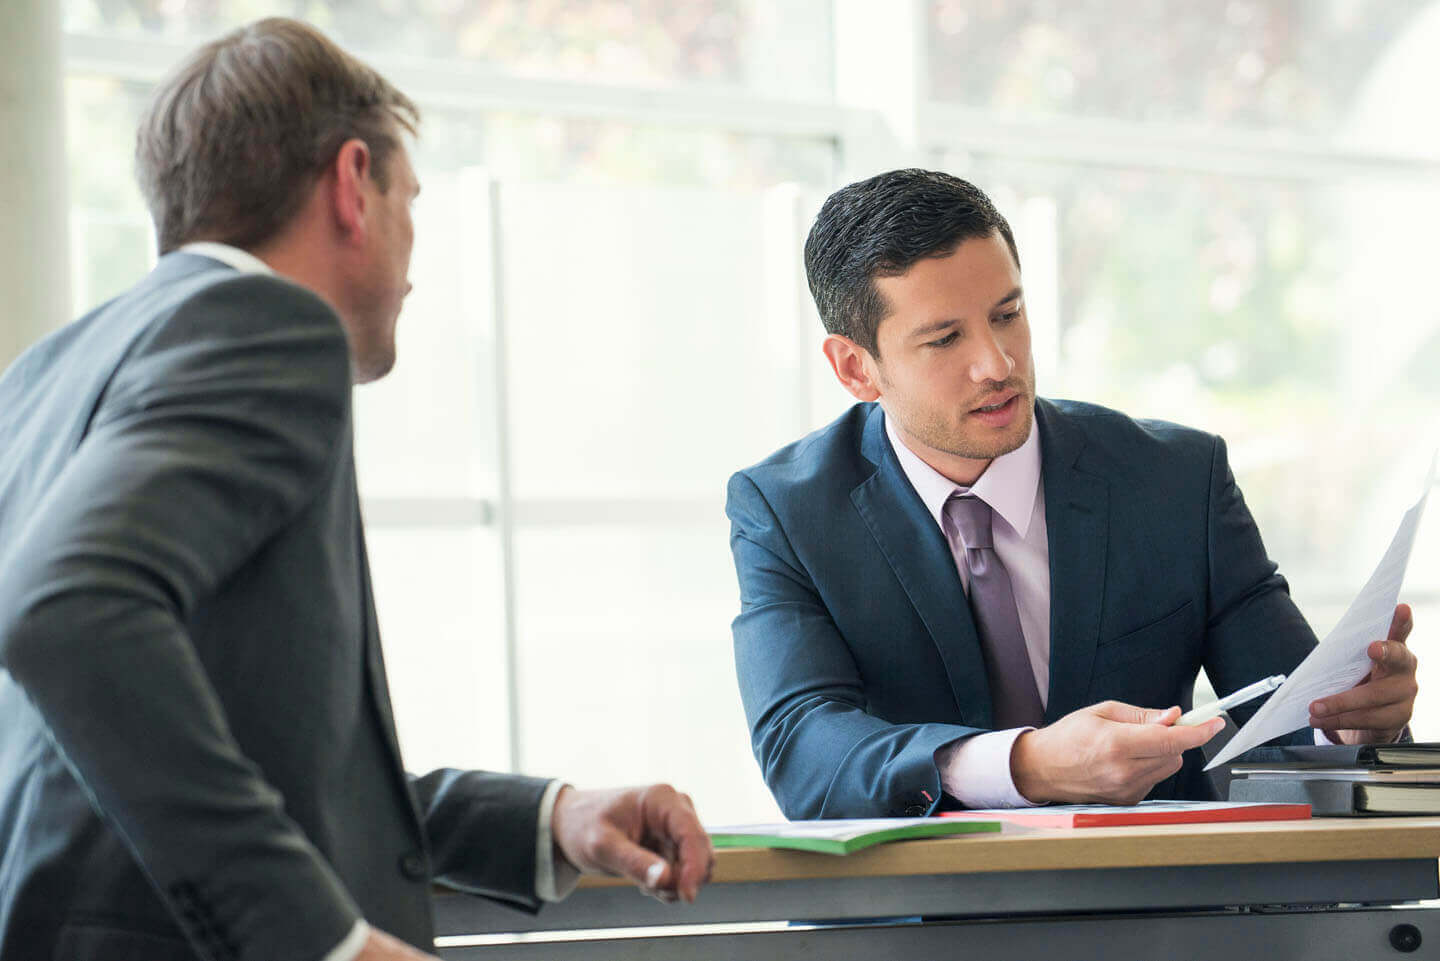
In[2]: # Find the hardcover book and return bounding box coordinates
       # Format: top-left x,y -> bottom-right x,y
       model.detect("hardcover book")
1230,778 -> 1440,816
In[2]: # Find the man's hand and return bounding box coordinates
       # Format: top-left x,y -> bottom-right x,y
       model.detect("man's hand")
551,784 -> 714,904
1310,603 -> 1418,745
1010,701 -> 1225,805
355,928 -> 440,960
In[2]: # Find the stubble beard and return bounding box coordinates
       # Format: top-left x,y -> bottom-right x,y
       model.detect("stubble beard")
890,379 -> 1035,463
924,403 -> 1032,460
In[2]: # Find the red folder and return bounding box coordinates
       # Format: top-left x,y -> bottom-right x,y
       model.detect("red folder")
939,800 -> 1310,828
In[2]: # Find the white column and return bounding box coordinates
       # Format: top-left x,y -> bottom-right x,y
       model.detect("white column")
0,0 -> 70,367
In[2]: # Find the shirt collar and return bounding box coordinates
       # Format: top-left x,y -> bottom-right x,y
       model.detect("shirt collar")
179,241 -> 275,276
884,405 -> 1042,539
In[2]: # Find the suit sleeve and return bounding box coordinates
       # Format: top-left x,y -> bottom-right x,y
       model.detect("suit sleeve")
0,277 -> 363,961
728,472 -> 981,820
410,768 -> 552,912
1201,435 -> 1319,737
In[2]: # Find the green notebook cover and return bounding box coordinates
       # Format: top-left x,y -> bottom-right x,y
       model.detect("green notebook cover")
707,817 -> 1002,855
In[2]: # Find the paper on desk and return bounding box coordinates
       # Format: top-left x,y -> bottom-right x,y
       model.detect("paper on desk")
1205,454 -> 1435,770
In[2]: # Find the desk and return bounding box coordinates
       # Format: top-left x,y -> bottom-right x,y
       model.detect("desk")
434,817 -> 1440,960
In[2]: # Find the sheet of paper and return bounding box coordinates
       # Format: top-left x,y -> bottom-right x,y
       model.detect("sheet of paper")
1206,455 -> 1435,770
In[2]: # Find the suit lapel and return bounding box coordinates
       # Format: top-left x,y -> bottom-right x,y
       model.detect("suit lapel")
850,405 -> 994,727
1037,400 -> 1110,721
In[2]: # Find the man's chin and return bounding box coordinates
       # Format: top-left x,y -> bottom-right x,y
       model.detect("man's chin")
956,407 -> 1032,459
353,348 -> 397,384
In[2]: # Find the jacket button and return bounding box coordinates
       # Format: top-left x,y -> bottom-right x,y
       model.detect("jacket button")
398,852 -> 428,881
904,804 -> 926,817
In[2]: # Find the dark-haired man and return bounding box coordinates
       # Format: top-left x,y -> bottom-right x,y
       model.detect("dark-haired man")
727,169 -> 1418,819
0,18 -> 710,961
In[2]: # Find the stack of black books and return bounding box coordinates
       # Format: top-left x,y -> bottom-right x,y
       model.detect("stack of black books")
1227,743 -> 1440,816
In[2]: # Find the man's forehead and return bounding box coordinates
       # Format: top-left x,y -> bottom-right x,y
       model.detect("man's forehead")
876,244 -> 1019,317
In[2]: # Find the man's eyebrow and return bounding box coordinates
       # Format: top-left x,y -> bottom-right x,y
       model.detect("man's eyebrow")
908,287 -> 1025,339
992,287 -> 1023,310
909,319 -> 956,339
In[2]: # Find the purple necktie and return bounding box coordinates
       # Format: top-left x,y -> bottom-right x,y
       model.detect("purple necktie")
944,494 -> 1046,730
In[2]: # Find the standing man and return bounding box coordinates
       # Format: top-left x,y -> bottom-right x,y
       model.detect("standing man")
0,19 -> 711,961
727,169 -> 1418,819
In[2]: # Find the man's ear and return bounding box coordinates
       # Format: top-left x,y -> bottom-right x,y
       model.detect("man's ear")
328,138 -> 373,245
822,334 -> 882,402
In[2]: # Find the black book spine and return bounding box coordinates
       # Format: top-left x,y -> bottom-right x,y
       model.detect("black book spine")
1228,778 -> 1359,815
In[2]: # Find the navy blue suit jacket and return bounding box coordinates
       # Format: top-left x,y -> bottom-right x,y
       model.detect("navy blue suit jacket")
727,399 -> 1318,819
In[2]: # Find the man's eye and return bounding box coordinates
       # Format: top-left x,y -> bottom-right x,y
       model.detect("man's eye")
927,331 -> 959,348
995,309 -> 1021,325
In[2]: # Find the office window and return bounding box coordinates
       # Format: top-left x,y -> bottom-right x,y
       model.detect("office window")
65,76 -> 153,311
367,528 -> 510,775
928,0 -> 1437,153
356,163 -> 830,809
63,0 -> 834,99
60,1 -> 1440,823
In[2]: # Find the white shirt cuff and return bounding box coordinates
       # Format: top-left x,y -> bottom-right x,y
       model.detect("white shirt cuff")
936,729 -> 1042,809
318,920 -> 369,961
535,779 -> 581,902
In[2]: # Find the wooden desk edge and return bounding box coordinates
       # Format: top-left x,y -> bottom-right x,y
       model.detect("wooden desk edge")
570,817 -> 1440,888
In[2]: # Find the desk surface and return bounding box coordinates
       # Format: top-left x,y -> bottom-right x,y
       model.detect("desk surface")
440,819 -> 1440,959
579,816 -> 1440,886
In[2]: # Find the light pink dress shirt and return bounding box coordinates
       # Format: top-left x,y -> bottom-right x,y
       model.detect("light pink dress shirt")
884,411 -> 1048,808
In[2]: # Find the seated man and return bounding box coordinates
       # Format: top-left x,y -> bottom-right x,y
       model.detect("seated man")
727,169 -> 1418,819
0,19 -> 710,961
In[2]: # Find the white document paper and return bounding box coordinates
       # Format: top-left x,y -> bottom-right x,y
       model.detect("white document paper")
1206,456 -> 1436,770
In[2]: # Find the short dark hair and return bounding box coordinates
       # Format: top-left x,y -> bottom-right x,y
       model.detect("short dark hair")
803,169 -> 1020,356
136,17 -> 420,254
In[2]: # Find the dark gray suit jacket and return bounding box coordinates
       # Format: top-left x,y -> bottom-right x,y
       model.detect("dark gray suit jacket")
0,253 -> 548,961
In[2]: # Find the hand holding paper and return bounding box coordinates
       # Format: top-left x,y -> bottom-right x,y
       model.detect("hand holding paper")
1309,603 -> 1417,745
1206,457 -> 1433,770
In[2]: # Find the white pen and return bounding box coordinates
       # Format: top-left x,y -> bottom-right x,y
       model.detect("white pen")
1175,674 -> 1286,727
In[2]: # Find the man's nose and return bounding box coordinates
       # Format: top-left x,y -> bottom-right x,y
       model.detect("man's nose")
969,328 -> 1015,383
